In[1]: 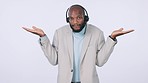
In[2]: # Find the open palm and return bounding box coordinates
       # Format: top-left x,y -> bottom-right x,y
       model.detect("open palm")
22,26 -> 45,37
111,28 -> 134,39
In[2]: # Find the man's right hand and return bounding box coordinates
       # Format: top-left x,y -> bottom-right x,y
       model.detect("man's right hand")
22,26 -> 46,37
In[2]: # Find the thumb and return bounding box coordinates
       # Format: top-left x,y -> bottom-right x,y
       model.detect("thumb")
32,26 -> 38,30
118,28 -> 124,31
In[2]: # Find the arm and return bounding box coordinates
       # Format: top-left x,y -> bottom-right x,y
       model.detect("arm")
96,32 -> 116,67
22,26 -> 58,65
96,28 -> 134,67
39,33 -> 58,65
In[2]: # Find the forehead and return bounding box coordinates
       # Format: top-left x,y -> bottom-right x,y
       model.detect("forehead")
68,6 -> 84,17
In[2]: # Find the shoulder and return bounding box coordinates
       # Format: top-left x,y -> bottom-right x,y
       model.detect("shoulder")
87,24 -> 103,34
56,25 -> 71,32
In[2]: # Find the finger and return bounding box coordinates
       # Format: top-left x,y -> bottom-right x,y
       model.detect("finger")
22,27 -> 35,32
125,29 -> 134,33
22,27 -> 27,30
32,26 -> 38,30
123,29 -> 134,34
128,29 -> 134,32
22,27 -> 30,31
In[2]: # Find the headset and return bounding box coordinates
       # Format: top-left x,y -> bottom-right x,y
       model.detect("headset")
66,5 -> 89,23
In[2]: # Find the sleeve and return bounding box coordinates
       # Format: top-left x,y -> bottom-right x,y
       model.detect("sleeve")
39,31 -> 59,65
96,31 -> 117,67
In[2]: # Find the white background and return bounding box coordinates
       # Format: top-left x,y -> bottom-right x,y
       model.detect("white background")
0,0 -> 148,83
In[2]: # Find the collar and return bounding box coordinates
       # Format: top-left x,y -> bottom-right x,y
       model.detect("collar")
73,25 -> 86,36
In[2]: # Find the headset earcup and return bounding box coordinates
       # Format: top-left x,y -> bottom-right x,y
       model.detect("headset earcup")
84,16 -> 89,22
66,17 -> 69,23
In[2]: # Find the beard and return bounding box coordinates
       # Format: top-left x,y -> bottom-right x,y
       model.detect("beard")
70,22 -> 86,32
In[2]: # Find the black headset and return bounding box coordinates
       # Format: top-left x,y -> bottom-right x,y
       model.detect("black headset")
66,5 -> 89,23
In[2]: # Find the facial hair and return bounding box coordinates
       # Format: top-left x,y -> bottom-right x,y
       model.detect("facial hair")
70,22 -> 86,32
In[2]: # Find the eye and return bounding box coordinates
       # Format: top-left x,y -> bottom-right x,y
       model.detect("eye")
69,17 -> 74,21
77,16 -> 82,19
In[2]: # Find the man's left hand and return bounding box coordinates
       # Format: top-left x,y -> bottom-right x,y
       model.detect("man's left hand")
110,28 -> 134,39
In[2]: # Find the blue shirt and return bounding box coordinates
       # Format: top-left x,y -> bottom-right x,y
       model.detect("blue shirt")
72,26 -> 86,82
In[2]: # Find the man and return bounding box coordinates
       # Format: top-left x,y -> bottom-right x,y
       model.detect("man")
23,4 -> 134,83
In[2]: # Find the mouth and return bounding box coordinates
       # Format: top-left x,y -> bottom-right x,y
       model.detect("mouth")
72,25 -> 81,30
70,22 -> 86,32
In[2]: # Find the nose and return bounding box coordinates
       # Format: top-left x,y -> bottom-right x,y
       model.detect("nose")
73,18 -> 78,24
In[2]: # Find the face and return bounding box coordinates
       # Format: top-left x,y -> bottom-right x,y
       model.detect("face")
68,8 -> 85,32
